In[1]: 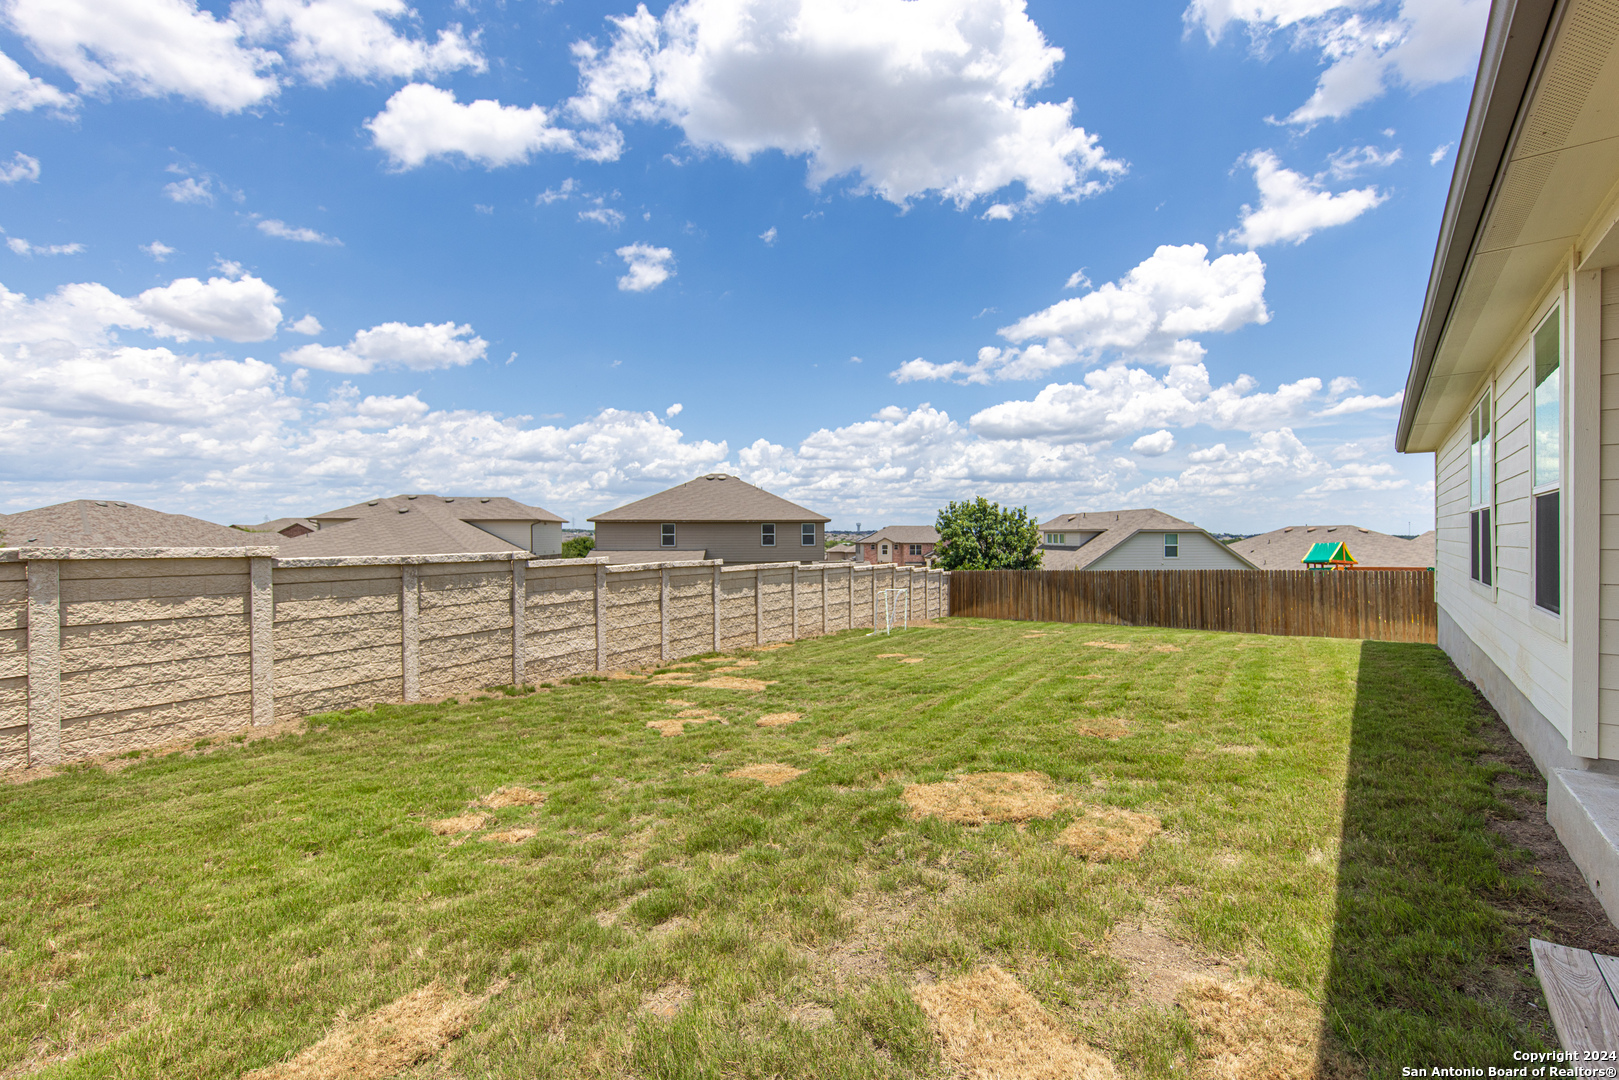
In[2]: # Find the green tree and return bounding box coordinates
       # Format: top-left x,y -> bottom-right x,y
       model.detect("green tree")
933,498 -> 1043,570
561,535 -> 595,558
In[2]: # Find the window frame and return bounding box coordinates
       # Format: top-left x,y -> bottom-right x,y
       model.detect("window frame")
761,523 -> 776,547
909,544 -> 922,556
1530,301 -> 1564,618
1163,533 -> 1179,559
660,523 -> 676,548
1467,389 -> 1494,592
801,523 -> 816,546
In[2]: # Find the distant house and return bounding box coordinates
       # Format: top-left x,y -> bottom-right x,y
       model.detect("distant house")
1039,509 -> 1254,570
303,495 -> 566,557
859,526 -> 938,566
0,500 -> 263,549
1232,525 -> 1437,570
232,517 -> 318,538
589,474 -> 830,564
824,543 -> 859,562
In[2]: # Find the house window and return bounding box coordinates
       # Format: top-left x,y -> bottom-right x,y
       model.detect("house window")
1164,533 -> 1179,558
1468,392 -> 1493,587
1533,308 -> 1561,614
909,544 -> 922,556
880,543 -> 888,557
1045,533 -> 1066,545
661,523 -> 676,547
802,523 -> 816,546
761,523 -> 776,547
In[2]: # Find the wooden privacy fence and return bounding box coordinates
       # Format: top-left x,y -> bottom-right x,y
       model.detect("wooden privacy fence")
948,569 -> 1436,643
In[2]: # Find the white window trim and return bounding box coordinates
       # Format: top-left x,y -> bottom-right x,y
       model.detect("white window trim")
1466,385 -> 1497,600
801,523 -> 816,546
1529,296 -> 1566,626
661,523 -> 676,548
1163,533 -> 1179,558
761,523 -> 776,547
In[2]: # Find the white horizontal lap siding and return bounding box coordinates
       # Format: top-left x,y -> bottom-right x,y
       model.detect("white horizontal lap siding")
1087,531 -> 1247,570
595,521 -> 823,563
1599,268 -> 1619,750
532,522 -> 563,557
1439,311 -> 1572,747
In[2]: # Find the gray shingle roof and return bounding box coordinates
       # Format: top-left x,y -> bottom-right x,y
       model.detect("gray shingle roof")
273,510 -> 528,557
1232,525 -> 1436,569
0,500 -> 261,549
589,474 -> 829,524
860,525 -> 939,545
232,517 -> 318,536
1037,508 -> 1255,570
313,494 -> 564,524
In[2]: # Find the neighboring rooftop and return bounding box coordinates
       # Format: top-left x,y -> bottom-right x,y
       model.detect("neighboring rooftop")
0,500 -> 261,549
312,495 -> 564,525
1232,526 -> 1437,570
859,525 -> 940,545
1038,509 -> 1254,570
274,511 -> 528,558
589,474 -> 829,524
232,517 -> 318,538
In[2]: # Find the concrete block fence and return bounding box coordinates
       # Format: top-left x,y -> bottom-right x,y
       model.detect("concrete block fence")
0,548 -> 948,770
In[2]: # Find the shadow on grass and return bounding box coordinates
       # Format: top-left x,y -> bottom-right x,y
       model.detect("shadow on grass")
1320,640 -> 1551,1070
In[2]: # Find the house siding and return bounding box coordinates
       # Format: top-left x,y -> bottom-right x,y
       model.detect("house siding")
1600,268 -> 1619,752
1087,530 -> 1249,570
466,520 -> 564,556
595,521 -> 825,563
1436,280 -> 1576,751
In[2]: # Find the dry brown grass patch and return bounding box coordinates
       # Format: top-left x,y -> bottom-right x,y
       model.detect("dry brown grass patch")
912,966 -> 1115,1080
242,980 -> 489,1080
481,828 -> 537,844
478,785 -> 546,808
901,657 -> 925,664
701,676 -> 775,691
1178,976 -> 1352,1080
755,642 -> 793,651
1074,674 -> 1106,680
646,718 -> 706,737
725,763 -> 805,786
1072,717 -> 1131,740
641,982 -> 693,1020
665,698 -> 694,707
1152,644 -> 1183,652
428,813 -> 491,836
902,772 -> 1067,825
1054,806 -> 1161,861
756,712 -> 800,727
876,653 -> 906,658
1084,641 -> 1131,651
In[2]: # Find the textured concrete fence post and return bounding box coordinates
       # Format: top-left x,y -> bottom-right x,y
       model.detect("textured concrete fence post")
711,563 -> 722,652
791,565 -> 799,640
660,567 -> 671,662
511,560 -> 526,686
249,556 -> 274,726
24,559 -> 60,767
595,562 -> 608,671
755,568 -> 764,646
401,564 -> 420,702
821,565 -> 828,635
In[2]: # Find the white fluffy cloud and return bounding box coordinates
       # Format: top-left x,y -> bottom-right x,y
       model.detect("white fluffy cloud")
1132,429 -> 1175,456
967,363 -> 1323,441
616,243 -> 675,292
0,272 -> 283,347
7,0 -> 279,113
3,0 -> 482,114
141,241 -> 175,262
896,243 -> 1269,383
233,0 -> 483,85
1186,0 -> 1489,124
366,84 -> 604,169
0,152 -> 40,184
256,218 -> 340,245
569,0 -> 1124,209
1223,150 -> 1385,248
282,320 -> 487,374
5,235 -> 84,257
164,177 -> 215,205
0,50 -> 71,115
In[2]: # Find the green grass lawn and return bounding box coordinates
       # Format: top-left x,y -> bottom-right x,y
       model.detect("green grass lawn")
0,620 -> 1552,1077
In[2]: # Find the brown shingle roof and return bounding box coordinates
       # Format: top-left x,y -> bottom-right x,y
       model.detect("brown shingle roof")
589,474 -> 829,524
0,500 -> 261,549
274,510 -> 528,558
1038,508 -> 1255,570
1232,525 -> 1436,569
313,494 -> 564,524
232,517 -> 318,536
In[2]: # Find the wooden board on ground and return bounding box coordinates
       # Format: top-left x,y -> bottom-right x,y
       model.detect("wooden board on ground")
1531,937 -> 1619,1051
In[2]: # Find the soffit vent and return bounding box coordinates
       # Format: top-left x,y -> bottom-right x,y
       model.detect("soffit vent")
1516,0 -> 1619,158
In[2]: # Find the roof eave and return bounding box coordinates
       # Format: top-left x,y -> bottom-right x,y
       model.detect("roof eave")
1397,0 -> 1560,453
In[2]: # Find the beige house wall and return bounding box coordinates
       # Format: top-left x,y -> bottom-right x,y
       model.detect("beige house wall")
596,521 -> 826,563
1088,531 -> 1250,571
1,549 -> 947,769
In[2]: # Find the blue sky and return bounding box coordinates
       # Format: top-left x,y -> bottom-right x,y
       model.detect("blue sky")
0,0 -> 1486,533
